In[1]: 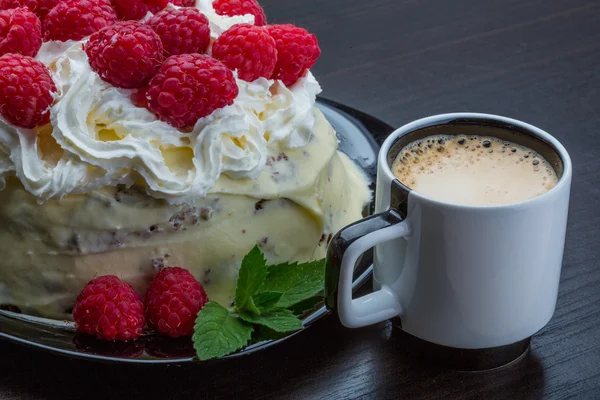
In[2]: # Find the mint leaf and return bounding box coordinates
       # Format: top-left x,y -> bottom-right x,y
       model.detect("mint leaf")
240,308 -> 304,332
192,301 -> 253,360
260,259 -> 325,308
253,291 -> 283,311
235,245 -> 268,312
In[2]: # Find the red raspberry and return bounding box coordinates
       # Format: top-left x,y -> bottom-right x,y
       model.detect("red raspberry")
212,24 -> 276,82
145,267 -> 209,338
0,7 -> 41,57
145,54 -> 238,128
43,0 -> 117,42
0,53 -> 55,128
73,275 -> 145,341
86,21 -> 163,89
0,0 -> 57,21
267,24 -> 320,86
171,0 -> 193,6
111,0 -> 167,21
146,8 -> 210,57
213,0 -> 266,26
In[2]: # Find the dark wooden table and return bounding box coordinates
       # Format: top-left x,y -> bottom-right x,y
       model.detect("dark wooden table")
2,0 -> 599,398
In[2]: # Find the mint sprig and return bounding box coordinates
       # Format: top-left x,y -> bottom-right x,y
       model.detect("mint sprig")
192,246 -> 325,360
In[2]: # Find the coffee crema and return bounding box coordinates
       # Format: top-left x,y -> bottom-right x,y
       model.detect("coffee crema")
391,134 -> 558,206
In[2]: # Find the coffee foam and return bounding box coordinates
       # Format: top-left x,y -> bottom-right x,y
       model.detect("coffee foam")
392,134 -> 558,206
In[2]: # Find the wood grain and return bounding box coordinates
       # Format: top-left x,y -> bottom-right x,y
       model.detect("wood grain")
1,0 -> 599,399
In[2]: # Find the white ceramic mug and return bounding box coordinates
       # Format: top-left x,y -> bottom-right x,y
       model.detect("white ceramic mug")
325,113 -> 572,368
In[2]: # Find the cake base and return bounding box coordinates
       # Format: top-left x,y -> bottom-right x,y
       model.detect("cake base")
0,110 -> 371,319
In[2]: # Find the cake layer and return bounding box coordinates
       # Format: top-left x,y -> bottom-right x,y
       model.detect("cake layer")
0,110 -> 370,319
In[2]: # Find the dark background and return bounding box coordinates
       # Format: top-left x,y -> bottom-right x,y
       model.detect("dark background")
1,0 -> 599,398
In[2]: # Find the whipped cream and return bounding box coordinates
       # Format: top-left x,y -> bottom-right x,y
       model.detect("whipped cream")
0,2 -> 322,204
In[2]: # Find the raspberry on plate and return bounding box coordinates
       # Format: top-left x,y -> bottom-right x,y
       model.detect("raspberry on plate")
112,0 -> 167,21
213,0 -> 266,26
0,7 -> 42,57
267,24 -> 321,86
0,53 -> 55,128
0,0 -> 57,21
86,21 -> 164,89
212,23 -> 276,82
146,8 -> 210,57
43,0 -> 117,42
145,267 -> 209,338
73,275 -> 145,341
145,54 -> 239,128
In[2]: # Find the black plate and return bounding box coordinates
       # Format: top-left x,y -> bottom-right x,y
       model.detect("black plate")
0,98 -> 394,364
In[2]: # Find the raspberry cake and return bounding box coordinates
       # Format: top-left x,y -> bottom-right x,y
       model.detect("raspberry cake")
0,0 -> 371,320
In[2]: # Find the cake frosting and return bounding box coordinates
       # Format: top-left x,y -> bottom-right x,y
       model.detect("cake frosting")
0,0 -> 371,319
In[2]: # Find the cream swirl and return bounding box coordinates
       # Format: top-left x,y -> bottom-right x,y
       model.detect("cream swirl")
0,3 -> 322,204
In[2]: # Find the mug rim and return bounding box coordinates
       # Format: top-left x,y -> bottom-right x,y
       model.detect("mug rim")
379,112 -> 573,210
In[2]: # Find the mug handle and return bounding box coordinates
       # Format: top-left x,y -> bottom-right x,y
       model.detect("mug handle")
325,209 -> 411,328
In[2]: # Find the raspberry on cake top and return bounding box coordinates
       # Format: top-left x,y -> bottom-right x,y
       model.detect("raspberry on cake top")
0,0 -> 371,319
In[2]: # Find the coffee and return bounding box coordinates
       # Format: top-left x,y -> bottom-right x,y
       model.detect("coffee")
391,134 -> 558,206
